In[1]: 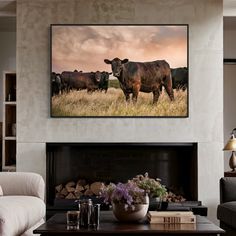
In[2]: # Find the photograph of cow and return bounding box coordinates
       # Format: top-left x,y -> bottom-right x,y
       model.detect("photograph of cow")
51,25 -> 188,117
104,58 -> 174,104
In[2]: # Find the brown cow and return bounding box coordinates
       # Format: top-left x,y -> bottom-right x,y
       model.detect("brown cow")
104,58 -> 174,104
68,71 -> 102,93
60,71 -> 77,93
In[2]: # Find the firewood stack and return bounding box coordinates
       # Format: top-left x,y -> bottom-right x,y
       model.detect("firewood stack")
55,179 -> 186,202
163,191 -> 186,202
55,180 -> 105,199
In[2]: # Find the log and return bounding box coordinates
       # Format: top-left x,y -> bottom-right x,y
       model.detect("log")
65,192 -> 76,199
56,193 -> 65,199
60,188 -> 68,196
90,182 -> 104,195
84,184 -> 89,190
75,191 -> 83,198
84,189 -> 93,196
66,181 -> 76,188
55,184 -> 63,193
77,179 -> 87,187
75,184 -> 84,193
66,187 -> 75,193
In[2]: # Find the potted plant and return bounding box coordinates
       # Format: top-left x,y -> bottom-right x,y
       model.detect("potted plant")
130,173 -> 168,210
131,173 -> 167,198
101,181 -> 149,222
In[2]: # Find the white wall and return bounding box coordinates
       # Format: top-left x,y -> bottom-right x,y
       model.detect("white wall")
0,31 -> 16,121
16,0 -> 223,223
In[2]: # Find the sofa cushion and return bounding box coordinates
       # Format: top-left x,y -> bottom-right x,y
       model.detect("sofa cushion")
220,178 -> 236,203
0,195 -> 45,236
217,201 -> 236,229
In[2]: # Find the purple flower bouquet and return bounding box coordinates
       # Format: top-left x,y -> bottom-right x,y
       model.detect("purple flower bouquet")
101,181 -> 148,210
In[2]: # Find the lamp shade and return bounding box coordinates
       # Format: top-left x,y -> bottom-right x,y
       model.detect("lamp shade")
224,135 -> 236,151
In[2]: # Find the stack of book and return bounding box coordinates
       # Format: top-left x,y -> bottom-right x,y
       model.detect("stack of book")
147,211 -> 196,224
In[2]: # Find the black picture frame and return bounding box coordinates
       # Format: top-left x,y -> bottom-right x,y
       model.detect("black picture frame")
50,24 -> 189,118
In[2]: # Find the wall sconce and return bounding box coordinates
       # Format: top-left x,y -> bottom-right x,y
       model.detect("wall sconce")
223,128 -> 236,172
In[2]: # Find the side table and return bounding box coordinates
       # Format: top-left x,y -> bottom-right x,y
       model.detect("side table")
224,171 -> 236,177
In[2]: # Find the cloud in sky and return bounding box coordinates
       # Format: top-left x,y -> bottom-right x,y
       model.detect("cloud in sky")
52,25 -> 188,74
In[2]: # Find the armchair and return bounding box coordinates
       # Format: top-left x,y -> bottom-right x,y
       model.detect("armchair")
217,177 -> 236,236
0,172 -> 46,236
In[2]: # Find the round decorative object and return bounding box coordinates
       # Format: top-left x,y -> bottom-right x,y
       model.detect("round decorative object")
112,203 -> 149,222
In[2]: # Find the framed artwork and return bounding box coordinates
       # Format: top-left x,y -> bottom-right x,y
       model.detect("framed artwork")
50,24 -> 188,117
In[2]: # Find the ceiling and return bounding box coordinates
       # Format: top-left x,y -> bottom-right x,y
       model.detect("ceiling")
0,0 -> 235,17
0,0 -> 235,32
0,0 -> 234,16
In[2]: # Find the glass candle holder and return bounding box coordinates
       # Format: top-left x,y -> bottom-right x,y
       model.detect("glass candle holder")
66,211 -> 80,230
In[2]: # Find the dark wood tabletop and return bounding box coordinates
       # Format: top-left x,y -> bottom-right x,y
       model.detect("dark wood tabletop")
224,171 -> 236,177
33,211 -> 224,236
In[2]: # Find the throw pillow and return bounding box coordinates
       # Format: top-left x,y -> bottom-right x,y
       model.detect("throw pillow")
0,185 -> 3,196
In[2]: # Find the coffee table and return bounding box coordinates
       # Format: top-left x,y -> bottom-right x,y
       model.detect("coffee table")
33,211 -> 224,236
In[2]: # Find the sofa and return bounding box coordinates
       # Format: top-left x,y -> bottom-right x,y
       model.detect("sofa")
0,172 -> 46,236
217,177 -> 236,236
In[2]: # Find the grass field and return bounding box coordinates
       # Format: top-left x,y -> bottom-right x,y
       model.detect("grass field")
51,86 -> 187,117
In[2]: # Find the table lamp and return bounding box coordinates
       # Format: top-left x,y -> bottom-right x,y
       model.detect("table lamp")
223,128 -> 236,172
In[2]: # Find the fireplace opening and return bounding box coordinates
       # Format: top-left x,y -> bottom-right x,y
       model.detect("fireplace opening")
46,142 -> 198,211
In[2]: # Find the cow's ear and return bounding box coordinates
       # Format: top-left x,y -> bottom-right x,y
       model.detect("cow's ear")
104,59 -> 111,64
122,59 -> 129,64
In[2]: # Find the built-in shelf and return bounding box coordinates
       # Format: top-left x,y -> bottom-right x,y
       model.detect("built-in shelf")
2,165 -> 16,172
4,102 -> 16,105
224,58 -> 236,64
2,72 -> 16,171
4,136 -> 16,140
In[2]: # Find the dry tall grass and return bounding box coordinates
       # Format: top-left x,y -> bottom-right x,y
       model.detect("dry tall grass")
51,88 -> 187,117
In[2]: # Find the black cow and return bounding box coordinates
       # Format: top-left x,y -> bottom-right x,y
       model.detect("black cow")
51,72 -> 62,96
68,71 -> 102,93
99,71 -> 112,93
104,58 -> 174,104
171,67 -> 188,91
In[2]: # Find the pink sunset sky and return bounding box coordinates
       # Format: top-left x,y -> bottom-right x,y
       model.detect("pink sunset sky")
51,25 -> 188,74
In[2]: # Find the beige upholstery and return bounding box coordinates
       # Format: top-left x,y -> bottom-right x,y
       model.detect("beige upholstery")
21,219 -> 44,236
0,172 -> 46,236
0,196 -> 45,236
0,172 -> 45,200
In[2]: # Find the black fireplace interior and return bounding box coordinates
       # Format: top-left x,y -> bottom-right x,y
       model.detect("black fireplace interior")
46,142 -> 198,210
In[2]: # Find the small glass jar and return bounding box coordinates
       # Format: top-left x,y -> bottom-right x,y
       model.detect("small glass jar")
90,204 -> 100,229
66,211 -> 79,229
78,199 -> 93,229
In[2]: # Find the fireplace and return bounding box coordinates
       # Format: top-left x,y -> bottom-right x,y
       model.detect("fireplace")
46,142 -> 200,217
